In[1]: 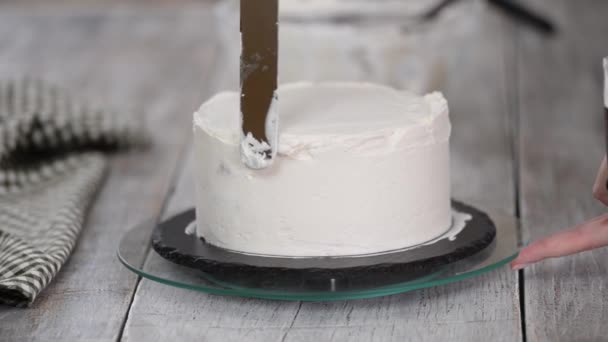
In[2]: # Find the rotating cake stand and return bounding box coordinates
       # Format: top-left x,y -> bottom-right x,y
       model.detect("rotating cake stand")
117,201 -> 522,301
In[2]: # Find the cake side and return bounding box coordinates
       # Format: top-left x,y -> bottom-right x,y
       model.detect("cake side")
193,82 -> 451,257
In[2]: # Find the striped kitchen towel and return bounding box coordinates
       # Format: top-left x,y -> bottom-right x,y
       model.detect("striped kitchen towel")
0,79 -> 145,307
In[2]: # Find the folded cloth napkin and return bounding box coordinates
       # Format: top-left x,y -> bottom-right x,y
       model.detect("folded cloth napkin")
0,79 -> 145,307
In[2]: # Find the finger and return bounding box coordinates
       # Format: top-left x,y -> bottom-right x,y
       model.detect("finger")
511,213 -> 608,269
592,157 -> 608,206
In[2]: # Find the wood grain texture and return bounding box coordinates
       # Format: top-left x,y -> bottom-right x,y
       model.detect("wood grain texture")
280,5 -> 522,342
517,1 -> 608,341
0,5 -> 219,341
122,2 -> 522,342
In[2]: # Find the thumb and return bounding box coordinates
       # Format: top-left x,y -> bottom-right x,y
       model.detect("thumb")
511,213 -> 608,269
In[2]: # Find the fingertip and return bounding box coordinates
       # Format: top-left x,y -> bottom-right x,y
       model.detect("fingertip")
593,187 -> 602,200
594,190 -> 608,206
512,244 -> 542,267
511,263 -> 529,271
592,186 -> 608,203
510,253 -> 529,270
510,260 -> 518,270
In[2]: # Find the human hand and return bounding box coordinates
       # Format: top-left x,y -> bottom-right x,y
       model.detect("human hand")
592,157 -> 608,206
511,157 -> 608,270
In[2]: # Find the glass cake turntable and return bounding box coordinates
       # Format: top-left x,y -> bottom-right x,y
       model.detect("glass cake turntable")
117,201 -> 522,301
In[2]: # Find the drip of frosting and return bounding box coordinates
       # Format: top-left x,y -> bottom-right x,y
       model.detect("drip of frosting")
184,221 -> 197,236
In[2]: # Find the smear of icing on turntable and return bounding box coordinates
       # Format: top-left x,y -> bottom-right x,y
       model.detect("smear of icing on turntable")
184,221 -> 197,236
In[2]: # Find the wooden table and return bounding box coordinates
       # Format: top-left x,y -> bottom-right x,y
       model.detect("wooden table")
1,1 -> 606,341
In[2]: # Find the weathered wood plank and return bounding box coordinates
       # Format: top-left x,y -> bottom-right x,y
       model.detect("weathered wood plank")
282,4 -> 522,342
0,5 -> 219,341
123,2 -> 522,342
517,1 -> 608,341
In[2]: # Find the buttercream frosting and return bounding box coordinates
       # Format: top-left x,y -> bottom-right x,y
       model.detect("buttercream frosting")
193,82 -> 452,256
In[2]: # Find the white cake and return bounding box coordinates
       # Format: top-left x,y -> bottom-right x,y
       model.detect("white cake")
193,82 -> 451,257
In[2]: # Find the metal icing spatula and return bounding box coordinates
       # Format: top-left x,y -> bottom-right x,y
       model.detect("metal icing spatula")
240,0 -> 279,169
